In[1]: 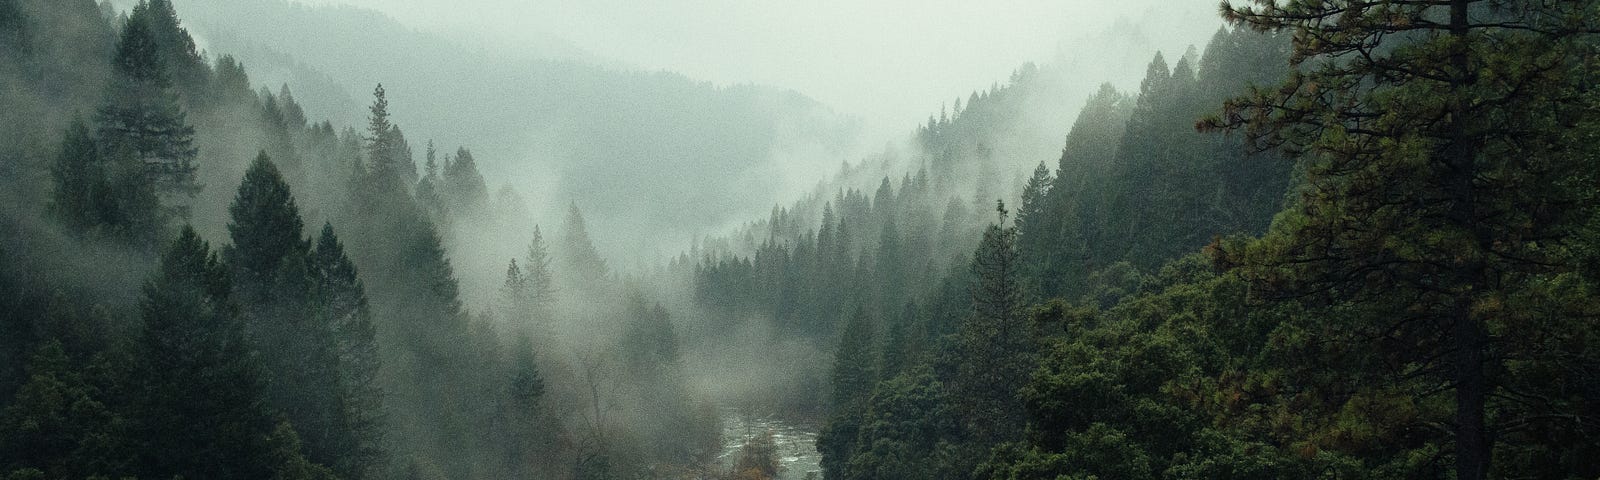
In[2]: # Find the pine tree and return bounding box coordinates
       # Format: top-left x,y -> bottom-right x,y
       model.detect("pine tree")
131,226 -> 280,479
226,152 -> 310,295
133,0 -> 207,99
501,333 -> 548,478
0,340 -> 121,479
560,203 -> 609,286
524,225 -> 557,311
1205,2 -> 1600,478
441,146 -> 488,216
95,7 -> 198,242
355,84 -> 409,206
225,153 -> 363,479
48,119 -> 108,233
279,84 -> 307,130
500,258 -> 531,325
311,222 -> 384,479
954,201 -> 1030,446
817,306 -> 877,480
1015,161 -> 1054,289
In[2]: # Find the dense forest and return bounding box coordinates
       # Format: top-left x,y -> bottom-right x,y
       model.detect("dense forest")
2,1 -> 1598,480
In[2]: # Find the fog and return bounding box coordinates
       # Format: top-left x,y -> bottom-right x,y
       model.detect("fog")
3,0 -> 1261,478
140,0 -> 1222,271
307,0 -> 1219,139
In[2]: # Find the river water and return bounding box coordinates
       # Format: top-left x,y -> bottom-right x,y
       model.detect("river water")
717,408 -> 822,480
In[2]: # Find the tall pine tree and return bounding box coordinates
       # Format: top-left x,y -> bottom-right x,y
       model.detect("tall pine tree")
1206,1 -> 1600,477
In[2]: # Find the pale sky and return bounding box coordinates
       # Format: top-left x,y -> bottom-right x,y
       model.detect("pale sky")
295,0 -> 1220,138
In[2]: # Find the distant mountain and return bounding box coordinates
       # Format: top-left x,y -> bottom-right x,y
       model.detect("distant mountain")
171,0 -> 862,263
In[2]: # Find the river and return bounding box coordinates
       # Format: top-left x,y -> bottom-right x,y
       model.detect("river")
717,408 -> 823,480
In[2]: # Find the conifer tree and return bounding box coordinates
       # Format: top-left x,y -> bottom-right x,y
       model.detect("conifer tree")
311,222 -> 384,479
1206,1 -> 1600,477
225,153 -> 365,478
1015,161 -> 1054,287
817,306 -> 877,479
442,146 -> 488,216
560,203 -> 609,286
134,0 -> 207,99
131,226 -> 280,479
48,119 -> 108,233
524,225 -> 557,311
500,258 -> 531,323
0,340 -> 121,479
354,84 -> 409,207
501,333 -> 549,478
95,7 -> 198,242
954,201 -> 1030,446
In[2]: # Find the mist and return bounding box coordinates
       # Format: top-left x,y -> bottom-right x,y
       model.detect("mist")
14,0 -> 1587,479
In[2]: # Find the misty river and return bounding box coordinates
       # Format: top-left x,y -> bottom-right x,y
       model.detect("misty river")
717,408 -> 822,480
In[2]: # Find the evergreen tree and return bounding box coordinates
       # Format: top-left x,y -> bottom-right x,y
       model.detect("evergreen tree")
501,333 -> 549,478
47,119 -> 109,233
953,201 -> 1031,446
226,152 -> 309,294
95,7 -> 198,242
1206,2 -> 1600,478
499,258 -> 531,326
354,84 -> 409,207
831,306 -> 877,408
225,153 -> 361,479
0,341 -> 123,479
129,226 -> 282,479
559,203 -> 609,286
132,0 -> 207,99
524,225 -> 557,312
279,84 -> 307,130
310,222 -> 384,479
817,306 -> 878,479
441,146 -> 488,216
1015,161 -> 1054,290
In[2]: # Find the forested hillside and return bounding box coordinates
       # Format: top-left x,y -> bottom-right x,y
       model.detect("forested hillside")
168,0 -> 863,268
0,1 -> 715,478
2,1 -> 1598,480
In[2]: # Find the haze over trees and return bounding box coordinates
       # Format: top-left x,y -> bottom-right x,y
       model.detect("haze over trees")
2,1 -> 1599,480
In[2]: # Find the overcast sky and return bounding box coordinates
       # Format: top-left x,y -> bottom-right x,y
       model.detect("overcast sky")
294,0 -> 1220,138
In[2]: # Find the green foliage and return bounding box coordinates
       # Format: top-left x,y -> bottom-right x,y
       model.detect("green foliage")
92,3 -> 201,244
953,202 -> 1032,445
0,341 -> 124,478
841,368 -> 963,480
130,226 -> 278,479
1205,1 -> 1600,478
48,119 -> 111,234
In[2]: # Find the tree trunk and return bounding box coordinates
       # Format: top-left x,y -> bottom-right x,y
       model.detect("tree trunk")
1446,1 -> 1489,479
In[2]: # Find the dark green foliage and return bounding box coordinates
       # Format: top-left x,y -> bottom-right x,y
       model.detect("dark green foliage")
816,307 -> 877,479
226,153 -> 379,479
0,341 -> 123,479
47,119 -> 110,233
132,0 -> 207,99
310,222 -> 384,479
952,202 -> 1032,445
841,367 -> 962,480
1202,1 -> 1600,478
129,226 -> 279,479
226,152 -> 309,287
92,3 -> 201,244
499,334 -> 552,478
